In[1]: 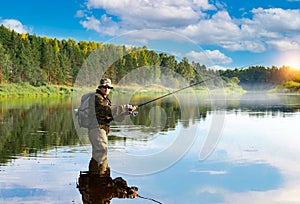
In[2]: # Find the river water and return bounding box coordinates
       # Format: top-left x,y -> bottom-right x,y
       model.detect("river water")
1,93 -> 300,204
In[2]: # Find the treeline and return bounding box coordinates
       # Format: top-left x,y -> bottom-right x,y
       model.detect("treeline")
0,24 -> 299,90
0,25 -> 92,86
0,25 -> 212,87
219,65 -> 300,90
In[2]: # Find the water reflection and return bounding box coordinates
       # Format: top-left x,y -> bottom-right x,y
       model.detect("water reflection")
1,93 -> 299,165
0,97 -> 79,164
1,93 -> 300,203
77,155 -> 139,203
236,92 -> 300,115
190,161 -> 283,192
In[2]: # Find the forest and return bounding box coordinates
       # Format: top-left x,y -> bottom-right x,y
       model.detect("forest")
0,25 -> 300,92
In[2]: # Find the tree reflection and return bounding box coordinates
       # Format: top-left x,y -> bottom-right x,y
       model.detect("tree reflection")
1,94 -> 299,165
0,97 -> 78,164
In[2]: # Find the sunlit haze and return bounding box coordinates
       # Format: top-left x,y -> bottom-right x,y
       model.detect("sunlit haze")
278,51 -> 300,69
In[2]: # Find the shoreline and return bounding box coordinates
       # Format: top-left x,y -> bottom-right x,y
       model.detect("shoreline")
1,83 -> 299,98
0,83 -> 73,98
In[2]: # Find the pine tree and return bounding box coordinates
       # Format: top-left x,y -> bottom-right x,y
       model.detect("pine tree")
0,43 -> 13,83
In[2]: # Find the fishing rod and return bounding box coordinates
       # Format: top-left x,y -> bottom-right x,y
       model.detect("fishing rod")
137,194 -> 163,204
136,74 -> 223,107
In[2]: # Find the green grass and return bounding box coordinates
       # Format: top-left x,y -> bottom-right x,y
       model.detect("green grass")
0,83 -> 73,98
1,82 -> 248,98
275,81 -> 300,93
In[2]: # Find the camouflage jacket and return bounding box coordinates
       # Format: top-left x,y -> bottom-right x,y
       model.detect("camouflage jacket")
95,89 -> 127,132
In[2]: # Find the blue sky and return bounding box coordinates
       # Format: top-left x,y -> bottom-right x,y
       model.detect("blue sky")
1,0 -> 300,69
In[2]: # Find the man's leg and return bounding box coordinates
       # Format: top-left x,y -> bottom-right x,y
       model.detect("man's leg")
88,128 -> 108,175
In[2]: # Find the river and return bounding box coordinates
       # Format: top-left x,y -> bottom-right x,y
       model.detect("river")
1,92 -> 300,203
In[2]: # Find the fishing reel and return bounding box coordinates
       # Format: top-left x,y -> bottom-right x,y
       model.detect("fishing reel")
126,186 -> 139,198
130,111 -> 138,116
126,104 -> 138,116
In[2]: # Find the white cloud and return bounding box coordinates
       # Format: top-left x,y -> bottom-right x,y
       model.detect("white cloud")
190,169 -> 227,175
181,8 -> 300,52
80,15 -> 120,36
222,41 -> 267,53
239,8 -> 300,51
186,50 -> 232,65
250,8 -> 300,32
82,0 -> 215,34
181,11 -> 241,43
79,1 -> 300,53
86,0 -> 215,12
0,19 -> 30,33
75,10 -> 85,18
267,38 -> 300,51
209,65 -> 229,70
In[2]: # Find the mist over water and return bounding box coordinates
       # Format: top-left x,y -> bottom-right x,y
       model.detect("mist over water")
239,82 -> 276,91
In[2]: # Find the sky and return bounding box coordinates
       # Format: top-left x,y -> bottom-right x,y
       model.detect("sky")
0,0 -> 300,69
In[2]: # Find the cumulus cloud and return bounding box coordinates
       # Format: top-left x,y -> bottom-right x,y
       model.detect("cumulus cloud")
82,0 -> 215,34
250,8 -> 300,33
0,19 -> 30,33
267,39 -> 300,51
221,41 -> 267,53
80,15 -> 120,36
187,50 -> 232,65
79,0 -> 300,53
182,8 -> 300,52
180,11 -> 241,43
242,8 -> 300,51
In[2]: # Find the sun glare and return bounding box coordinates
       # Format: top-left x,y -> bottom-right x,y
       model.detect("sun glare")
286,59 -> 300,70
279,52 -> 300,70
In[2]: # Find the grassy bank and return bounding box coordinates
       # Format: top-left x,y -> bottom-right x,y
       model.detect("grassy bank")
0,83 -> 73,98
0,82 -> 247,98
274,81 -> 300,93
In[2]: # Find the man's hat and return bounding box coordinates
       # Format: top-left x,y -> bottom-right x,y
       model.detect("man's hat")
99,78 -> 113,89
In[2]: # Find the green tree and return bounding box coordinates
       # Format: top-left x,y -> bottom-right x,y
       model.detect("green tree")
40,38 -> 55,83
177,57 -> 195,82
0,43 -> 13,83
28,34 -> 43,86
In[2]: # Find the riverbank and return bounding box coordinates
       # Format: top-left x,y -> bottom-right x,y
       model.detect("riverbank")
274,81 -> 300,93
2,82 -> 298,98
0,83 -> 73,98
0,83 -> 246,98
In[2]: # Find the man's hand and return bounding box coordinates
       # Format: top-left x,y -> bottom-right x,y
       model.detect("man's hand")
130,105 -> 137,112
125,104 -> 138,116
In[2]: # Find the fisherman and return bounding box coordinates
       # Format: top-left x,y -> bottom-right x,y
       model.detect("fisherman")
88,78 -> 137,175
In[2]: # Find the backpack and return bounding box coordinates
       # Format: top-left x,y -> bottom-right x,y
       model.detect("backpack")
76,92 -> 98,128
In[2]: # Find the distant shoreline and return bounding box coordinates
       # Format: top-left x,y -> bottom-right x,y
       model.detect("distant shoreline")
1,83 -> 299,98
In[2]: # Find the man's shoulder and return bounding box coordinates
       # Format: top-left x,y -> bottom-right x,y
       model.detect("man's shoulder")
95,93 -> 111,105
95,92 -> 105,100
